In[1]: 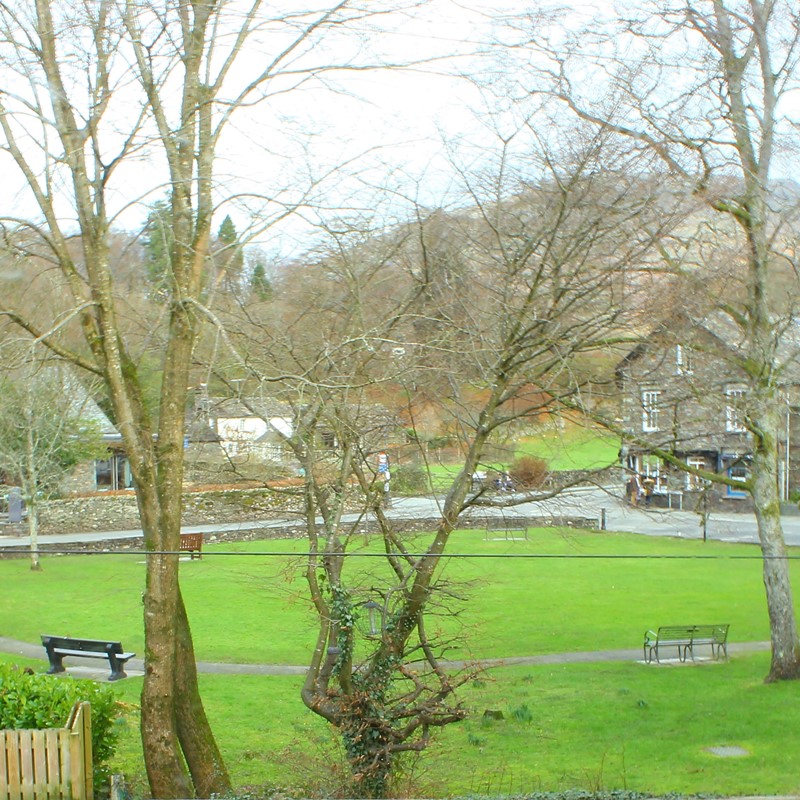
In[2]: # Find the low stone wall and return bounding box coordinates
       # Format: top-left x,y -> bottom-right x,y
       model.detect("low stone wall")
36,486 -> 307,535
0,512 -> 603,557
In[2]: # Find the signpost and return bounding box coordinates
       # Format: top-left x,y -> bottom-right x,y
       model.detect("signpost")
377,452 -> 391,507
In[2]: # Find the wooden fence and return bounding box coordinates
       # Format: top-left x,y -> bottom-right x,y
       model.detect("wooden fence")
0,702 -> 93,800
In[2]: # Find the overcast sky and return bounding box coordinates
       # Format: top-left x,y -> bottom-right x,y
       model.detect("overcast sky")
0,1 -> 611,259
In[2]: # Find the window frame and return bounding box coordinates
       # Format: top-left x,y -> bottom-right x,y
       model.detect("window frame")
725,386 -> 747,433
641,388 -> 662,432
685,456 -> 706,490
726,464 -> 749,498
676,344 -> 693,375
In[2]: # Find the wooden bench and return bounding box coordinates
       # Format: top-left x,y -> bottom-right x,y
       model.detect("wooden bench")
41,635 -> 135,681
179,532 -> 203,559
485,521 -> 528,540
643,624 -> 729,664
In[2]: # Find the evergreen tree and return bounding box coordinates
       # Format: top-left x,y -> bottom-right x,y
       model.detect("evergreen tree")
249,258 -> 272,301
142,198 -> 172,295
216,214 -> 243,291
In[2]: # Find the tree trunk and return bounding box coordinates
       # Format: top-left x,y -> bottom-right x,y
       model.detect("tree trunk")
341,694 -> 394,799
24,433 -> 41,572
140,551 -> 193,798
175,591 -> 232,796
26,505 -> 41,572
750,402 -> 800,681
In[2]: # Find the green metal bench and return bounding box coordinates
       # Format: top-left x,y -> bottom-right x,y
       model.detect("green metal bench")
644,624 -> 729,664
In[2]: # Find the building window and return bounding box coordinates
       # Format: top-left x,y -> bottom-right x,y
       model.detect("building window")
264,443 -> 283,461
95,453 -> 131,491
726,464 -> 749,498
676,344 -> 693,374
642,389 -> 661,432
726,387 -> 747,432
685,456 -> 706,490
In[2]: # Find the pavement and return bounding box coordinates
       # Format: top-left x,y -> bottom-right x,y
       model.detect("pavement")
3,484 -> 800,550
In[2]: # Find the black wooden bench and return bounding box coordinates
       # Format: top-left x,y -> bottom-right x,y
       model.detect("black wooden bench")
643,624 -> 729,664
179,532 -> 203,559
41,635 -> 136,681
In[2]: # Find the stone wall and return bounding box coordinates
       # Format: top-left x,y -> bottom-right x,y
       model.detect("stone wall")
37,486 -> 308,534
3,512 -> 602,557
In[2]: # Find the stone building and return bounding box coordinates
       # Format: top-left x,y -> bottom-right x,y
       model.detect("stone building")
616,312 -> 800,508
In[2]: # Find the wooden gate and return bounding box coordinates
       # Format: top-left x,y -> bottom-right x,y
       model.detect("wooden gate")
0,702 -> 93,800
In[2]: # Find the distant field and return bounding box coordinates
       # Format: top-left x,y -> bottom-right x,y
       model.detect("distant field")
515,425 -> 619,471
427,426 -> 619,489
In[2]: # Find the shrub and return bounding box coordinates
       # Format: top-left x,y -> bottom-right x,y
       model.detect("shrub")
509,455 -> 549,489
388,464 -> 430,495
0,664 -> 122,789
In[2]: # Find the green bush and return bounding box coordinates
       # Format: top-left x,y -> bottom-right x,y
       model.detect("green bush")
0,664 -> 122,788
389,464 -> 430,495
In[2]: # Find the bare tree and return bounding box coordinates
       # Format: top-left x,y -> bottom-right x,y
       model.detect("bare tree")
0,1 -> 437,795
212,125 -> 669,796
504,0 -> 800,680
0,352 -> 107,570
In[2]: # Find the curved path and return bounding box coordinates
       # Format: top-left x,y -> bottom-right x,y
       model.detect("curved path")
0,635 -> 771,680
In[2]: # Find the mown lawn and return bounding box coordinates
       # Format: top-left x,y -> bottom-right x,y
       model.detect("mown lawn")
2,528 -> 798,797
426,425 -> 619,489
4,650 -> 797,798
0,529 -> 781,663
514,426 -> 619,471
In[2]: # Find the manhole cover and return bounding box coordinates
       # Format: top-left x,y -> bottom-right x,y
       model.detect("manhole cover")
706,745 -> 750,757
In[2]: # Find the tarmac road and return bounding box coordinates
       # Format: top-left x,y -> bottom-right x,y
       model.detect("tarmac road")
2,484 -> 800,549
386,486 -> 800,546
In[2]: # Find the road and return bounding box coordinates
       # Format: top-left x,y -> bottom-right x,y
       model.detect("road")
2,485 -> 800,549
386,486 -> 800,546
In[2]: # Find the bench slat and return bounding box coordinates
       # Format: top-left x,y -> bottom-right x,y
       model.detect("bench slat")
179,533 -> 203,559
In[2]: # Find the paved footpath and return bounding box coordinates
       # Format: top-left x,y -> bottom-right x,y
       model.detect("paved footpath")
0,635 -> 772,681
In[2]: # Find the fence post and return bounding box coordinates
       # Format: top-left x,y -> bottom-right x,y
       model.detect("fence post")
68,702 -> 93,800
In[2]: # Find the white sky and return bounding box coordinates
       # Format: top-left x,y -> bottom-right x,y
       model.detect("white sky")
0,0 -> 518,257
0,0 -> 615,260
7,1 -> 793,263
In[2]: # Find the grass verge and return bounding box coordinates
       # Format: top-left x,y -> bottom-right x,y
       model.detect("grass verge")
5,651 -> 796,797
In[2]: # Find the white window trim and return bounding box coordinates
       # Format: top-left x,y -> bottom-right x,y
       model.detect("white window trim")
642,389 -> 661,432
685,456 -> 706,490
676,344 -> 693,375
725,386 -> 747,433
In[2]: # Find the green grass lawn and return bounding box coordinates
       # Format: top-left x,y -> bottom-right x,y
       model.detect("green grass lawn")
2,528 -> 799,797
514,426 -> 619,471
5,651 -> 797,798
0,530 -> 781,663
